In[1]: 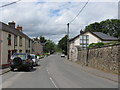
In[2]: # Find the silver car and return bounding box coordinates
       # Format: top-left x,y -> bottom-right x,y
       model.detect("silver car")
30,54 -> 39,66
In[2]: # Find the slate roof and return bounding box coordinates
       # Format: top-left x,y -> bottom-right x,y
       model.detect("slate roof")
0,21 -> 31,40
69,31 -> 118,42
91,32 -> 118,41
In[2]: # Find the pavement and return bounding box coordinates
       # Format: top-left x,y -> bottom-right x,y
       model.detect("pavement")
1,54 -> 119,88
0,68 -> 10,75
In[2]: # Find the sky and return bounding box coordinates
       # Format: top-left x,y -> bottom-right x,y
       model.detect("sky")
0,0 -> 119,44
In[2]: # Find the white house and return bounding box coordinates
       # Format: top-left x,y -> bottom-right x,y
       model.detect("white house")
69,34 -> 80,62
69,31 -> 118,62
0,21 -> 33,68
80,31 -> 118,49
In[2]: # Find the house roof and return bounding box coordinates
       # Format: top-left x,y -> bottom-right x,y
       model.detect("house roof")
0,21 -> 31,40
92,32 -> 118,41
84,31 -> 118,41
69,31 -> 118,42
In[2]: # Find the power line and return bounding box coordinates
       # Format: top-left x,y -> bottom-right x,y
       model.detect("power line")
67,0 -> 89,59
69,0 -> 89,24
0,0 -> 21,8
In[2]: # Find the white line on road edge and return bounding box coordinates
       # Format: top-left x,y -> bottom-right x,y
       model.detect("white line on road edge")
49,77 -> 58,88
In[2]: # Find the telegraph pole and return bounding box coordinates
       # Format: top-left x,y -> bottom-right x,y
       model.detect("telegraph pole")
67,23 -> 69,59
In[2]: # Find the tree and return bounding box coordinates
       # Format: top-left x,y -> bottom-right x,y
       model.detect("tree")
85,19 -> 120,38
39,36 -> 46,43
58,35 -> 67,55
34,36 -> 56,54
44,40 -> 55,54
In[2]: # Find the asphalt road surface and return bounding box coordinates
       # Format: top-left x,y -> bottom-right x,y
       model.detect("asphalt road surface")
1,54 -> 118,88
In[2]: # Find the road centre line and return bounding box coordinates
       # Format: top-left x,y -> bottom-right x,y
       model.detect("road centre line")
46,69 -> 58,88
49,77 -> 58,88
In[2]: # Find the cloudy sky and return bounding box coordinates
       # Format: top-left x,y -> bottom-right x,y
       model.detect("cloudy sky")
0,0 -> 119,44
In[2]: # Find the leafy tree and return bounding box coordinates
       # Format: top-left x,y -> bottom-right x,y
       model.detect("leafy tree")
85,19 -> 120,38
58,35 -> 67,55
34,36 -> 55,54
44,40 -> 55,54
39,36 -> 46,43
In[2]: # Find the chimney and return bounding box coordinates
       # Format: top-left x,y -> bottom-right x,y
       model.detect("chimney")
16,25 -> 22,32
8,21 -> 15,29
80,29 -> 84,34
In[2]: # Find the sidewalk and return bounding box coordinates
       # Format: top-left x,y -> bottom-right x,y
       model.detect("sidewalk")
64,59 -> 119,83
0,68 -> 10,75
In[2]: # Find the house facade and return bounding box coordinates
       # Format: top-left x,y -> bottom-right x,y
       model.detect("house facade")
69,35 -> 80,62
69,31 -> 118,62
32,40 -> 43,55
0,21 -> 33,68
80,31 -> 118,49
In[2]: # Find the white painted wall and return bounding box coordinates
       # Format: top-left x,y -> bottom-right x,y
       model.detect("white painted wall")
74,37 -> 80,46
69,36 -> 80,62
82,32 -> 102,45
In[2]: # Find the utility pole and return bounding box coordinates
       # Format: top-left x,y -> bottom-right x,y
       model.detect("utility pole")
67,23 -> 69,59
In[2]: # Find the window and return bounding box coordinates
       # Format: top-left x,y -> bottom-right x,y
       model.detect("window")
80,35 -> 89,49
14,35 -> 17,46
26,50 -> 28,53
28,39 -> 30,48
8,34 -> 11,45
19,36 -> 22,47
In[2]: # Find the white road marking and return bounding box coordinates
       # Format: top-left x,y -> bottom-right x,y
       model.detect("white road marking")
49,77 -> 58,88
48,71 -> 50,74
46,69 -> 58,88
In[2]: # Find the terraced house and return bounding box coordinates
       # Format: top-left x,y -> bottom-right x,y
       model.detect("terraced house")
0,21 -> 33,68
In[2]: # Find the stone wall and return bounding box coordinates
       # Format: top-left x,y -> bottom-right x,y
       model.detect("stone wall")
77,44 -> 120,74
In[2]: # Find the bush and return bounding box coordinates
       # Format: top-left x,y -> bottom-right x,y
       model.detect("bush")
89,41 -> 119,48
89,42 -> 104,48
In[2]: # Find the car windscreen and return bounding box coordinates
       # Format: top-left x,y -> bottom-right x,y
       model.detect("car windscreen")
12,54 -> 26,60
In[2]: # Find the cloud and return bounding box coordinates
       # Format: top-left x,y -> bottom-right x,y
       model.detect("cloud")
0,1 -> 118,44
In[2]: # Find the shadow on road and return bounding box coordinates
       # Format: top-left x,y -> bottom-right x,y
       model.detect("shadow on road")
11,68 -> 37,72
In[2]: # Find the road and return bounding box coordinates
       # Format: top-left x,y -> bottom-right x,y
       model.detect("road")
1,54 -> 118,88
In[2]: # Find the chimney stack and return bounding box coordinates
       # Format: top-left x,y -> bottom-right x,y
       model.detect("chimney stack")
80,29 -> 84,34
16,25 -> 22,32
8,21 -> 15,29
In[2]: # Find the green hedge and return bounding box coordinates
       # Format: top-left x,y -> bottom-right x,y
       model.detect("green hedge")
88,41 -> 119,48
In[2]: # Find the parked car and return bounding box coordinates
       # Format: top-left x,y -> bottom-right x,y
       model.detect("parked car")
30,54 -> 39,66
9,53 -> 34,71
61,53 -> 65,57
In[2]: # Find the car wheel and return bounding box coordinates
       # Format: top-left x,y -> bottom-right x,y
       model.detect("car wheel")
31,65 -> 33,69
27,66 -> 31,71
10,67 -> 14,71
